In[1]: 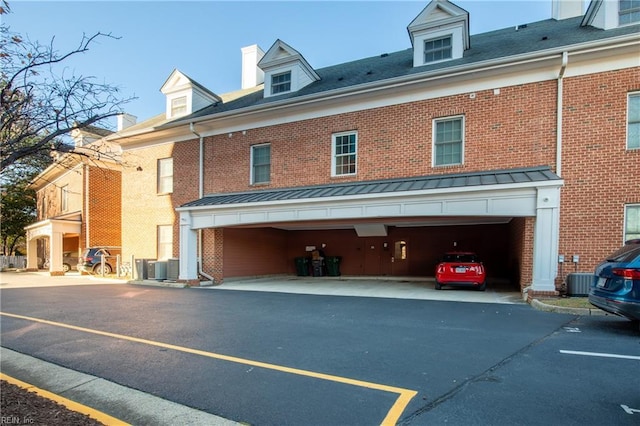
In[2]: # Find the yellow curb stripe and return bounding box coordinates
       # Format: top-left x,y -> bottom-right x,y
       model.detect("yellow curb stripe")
1,311 -> 417,425
0,372 -> 130,426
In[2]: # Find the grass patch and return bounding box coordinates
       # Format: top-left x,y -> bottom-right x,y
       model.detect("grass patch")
539,297 -> 593,309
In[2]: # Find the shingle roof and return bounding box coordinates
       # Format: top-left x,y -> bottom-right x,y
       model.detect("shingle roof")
181,17 -> 638,121
180,166 -> 561,208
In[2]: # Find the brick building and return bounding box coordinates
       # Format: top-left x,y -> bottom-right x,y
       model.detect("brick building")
110,0 -> 638,298
25,126 -> 124,275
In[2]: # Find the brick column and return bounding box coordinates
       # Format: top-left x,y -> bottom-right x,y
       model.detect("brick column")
212,228 -> 224,284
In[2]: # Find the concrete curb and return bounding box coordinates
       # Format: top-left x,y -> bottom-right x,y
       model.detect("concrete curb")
130,280 -> 188,288
530,298 -> 609,316
0,347 -> 239,426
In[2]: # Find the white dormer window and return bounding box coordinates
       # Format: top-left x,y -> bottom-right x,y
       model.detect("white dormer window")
424,35 -> 452,63
620,0 -> 640,25
271,71 -> 291,95
171,96 -> 187,117
408,0 -> 469,68
161,69 -> 221,120
258,40 -> 320,98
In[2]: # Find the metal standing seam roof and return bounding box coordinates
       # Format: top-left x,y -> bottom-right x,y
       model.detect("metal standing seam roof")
180,166 -> 561,208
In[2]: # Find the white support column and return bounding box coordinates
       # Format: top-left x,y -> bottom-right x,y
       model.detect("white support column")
178,211 -> 198,281
531,186 -> 561,292
26,238 -> 38,270
50,231 -> 64,275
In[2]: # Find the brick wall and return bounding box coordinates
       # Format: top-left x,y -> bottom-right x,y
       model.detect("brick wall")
86,166 -> 121,248
121,144 -> 175,261
202,82 -> 557,194
558,68 -> 640,272
36,166 -> 84,220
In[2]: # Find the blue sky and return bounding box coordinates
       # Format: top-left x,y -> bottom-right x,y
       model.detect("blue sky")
5,1 -> 563,125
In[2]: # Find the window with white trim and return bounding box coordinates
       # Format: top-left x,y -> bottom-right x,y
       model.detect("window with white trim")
271,71 -> 291,95
620,0 -> 640,25
171,96 -> 187,117
424,35 -> 452,63
625,205 -> 640,241
332,131 -> 357,176
157,225 -> 173,261
433,116 -> 464,166
251,144 -> 271,184
157,158 -> 173,194
627,92 -> 640,149
61,185 -> 69,212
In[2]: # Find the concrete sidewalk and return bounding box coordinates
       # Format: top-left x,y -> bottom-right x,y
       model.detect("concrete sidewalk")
211,275 -> 526,304
0,269 -> 129,289
0,348 -> 238,426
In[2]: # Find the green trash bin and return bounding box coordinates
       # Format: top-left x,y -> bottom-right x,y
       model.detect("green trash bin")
294,257 -> 310,276
325,256 -> 342,276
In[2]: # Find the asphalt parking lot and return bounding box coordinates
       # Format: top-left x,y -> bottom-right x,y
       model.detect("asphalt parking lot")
1,271 -> 638,425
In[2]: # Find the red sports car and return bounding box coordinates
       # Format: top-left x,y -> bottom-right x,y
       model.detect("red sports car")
435,252 -> 486,291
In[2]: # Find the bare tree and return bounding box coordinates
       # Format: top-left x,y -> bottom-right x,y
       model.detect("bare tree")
0,2 -> 135,175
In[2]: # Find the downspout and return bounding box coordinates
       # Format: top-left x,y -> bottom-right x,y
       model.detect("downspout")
189,123 -> 214,282
556,51 -> 568,177
84,164 -> 90,248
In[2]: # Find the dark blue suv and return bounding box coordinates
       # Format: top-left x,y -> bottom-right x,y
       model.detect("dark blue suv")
589,239 -> 640,327
79,247 -> 121,275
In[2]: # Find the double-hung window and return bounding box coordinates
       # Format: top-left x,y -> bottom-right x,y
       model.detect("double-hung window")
433,116 -> 464,166
271,71 -> 291,95
332,131 -> 357,176
620,0 -> 640,25
157,225 -> 173,261
158,158 -> 173,194
171,96 -> 187,117
424,35 -> 452,63
251,144 -> 271,184
61,185 -> 69,212
625,205 -> 640,241
628,92 -> 640,149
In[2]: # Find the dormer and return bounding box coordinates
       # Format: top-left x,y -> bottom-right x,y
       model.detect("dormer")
407,0 -> 470,68
70,125 -> 114,147
160,69 -> 221,120
258,39 -> 320,98
582,0 -> 640,30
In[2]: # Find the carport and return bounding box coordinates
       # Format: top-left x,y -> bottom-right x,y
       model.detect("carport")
176,166 -> 563,295
24,213 -> 81,275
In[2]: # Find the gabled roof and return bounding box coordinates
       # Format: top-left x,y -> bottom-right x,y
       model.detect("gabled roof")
181,166 -> 560,208
78,125 -> 114,138
258,39 -> 320,82
160,69 -> 222,103
407,0 -> 470,49
180,16 -> 638,122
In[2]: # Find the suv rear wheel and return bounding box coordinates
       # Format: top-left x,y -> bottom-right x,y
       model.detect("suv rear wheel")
93,264 -> 112,275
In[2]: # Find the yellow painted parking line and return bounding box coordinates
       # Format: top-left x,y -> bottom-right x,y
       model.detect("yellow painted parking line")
0,372 -> 130,426
1,311 -> 417,425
